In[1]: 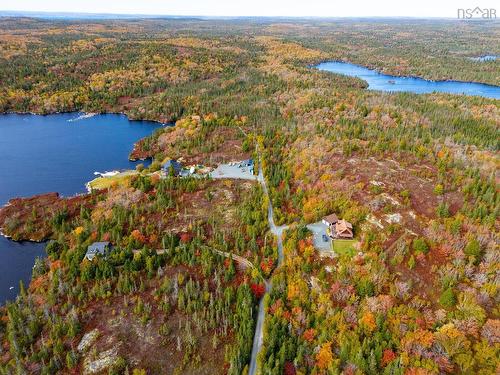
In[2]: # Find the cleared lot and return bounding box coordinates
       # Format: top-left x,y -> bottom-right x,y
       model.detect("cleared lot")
209,163 -> 256,180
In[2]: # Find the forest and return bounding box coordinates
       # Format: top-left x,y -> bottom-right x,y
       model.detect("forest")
0,16 -> 498,374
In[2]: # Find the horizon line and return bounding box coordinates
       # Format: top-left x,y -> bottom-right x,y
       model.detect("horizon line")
2,9 -> 498,20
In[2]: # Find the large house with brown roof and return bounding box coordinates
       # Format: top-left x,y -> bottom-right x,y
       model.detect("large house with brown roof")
334,219 -> 354,239
323,214 -> 354,239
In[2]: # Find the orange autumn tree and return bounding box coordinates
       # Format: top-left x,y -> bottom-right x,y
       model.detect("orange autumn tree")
303,328 -> 316,342
316,342 -> 334,370
382,349 -> 397,367
131,229 -> 147,244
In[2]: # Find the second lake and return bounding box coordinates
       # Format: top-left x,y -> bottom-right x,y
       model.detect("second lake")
316,61 -> 500,99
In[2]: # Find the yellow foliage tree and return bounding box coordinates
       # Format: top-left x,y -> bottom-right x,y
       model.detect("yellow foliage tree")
287,281 -> 300,301
360,311 -> 376,333
435,323 -> 471,358
316,342 -> 333,370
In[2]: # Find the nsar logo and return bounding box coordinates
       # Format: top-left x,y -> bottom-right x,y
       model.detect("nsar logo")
457,7 -> 496,19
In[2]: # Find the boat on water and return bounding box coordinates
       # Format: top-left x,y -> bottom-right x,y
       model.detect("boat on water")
388,80 -> 396,84
68,112 -> 97,122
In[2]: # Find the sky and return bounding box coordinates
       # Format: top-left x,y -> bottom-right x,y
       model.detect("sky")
0,0 -> 498,18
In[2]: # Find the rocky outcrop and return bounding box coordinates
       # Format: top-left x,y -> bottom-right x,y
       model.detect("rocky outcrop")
0,192 -> 99,241
77,329 -> 100,353
83,347 -> 120,374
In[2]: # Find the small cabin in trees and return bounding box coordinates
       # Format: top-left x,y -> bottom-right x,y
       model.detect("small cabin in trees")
162,159 -> 182,176
85,241 -> 111,261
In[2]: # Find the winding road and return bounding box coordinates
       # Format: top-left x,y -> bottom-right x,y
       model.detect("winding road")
248,155 -> 287,375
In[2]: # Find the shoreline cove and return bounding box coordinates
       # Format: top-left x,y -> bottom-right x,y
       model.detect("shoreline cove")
0,112 -> 163,304
0,110 -> 172,127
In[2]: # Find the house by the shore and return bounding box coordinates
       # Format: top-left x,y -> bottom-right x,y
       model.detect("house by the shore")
85,241 -> 111,261
162,159 -> 182,176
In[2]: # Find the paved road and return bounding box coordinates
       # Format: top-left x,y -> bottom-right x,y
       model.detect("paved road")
248,277 -> 270,375
248,152 -> 288,375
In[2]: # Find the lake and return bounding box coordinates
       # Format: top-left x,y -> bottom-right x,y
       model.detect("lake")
316,61 -> 500,99
470,55 -> 498,62
0,113 -> 163,303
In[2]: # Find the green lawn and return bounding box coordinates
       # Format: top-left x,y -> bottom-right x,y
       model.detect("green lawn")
332,239 -> 357,257
87,170 -> 138,190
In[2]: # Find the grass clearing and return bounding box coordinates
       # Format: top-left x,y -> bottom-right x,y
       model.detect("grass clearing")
87,171 -> 137,190
332,239 -> 357,257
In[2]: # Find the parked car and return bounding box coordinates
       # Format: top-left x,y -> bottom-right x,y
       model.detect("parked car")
322,234 -> 329,242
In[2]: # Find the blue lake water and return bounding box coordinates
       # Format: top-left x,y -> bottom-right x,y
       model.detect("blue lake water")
0,112 -> 163,303
0,237 -> 46,303
470,55 -> 498,62
316,61 -> 500,99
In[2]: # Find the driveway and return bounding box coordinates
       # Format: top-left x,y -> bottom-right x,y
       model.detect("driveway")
306,221 -> 333,252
